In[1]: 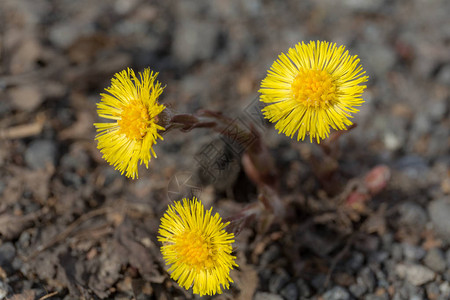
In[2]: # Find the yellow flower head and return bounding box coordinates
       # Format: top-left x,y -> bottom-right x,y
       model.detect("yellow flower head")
259,41 -> 368,143
158,198 -> 238,296
94,68 -> 165,179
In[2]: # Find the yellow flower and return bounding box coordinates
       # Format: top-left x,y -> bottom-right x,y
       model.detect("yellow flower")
94,68 -> 165,179
259,41 -> 368,143
158,198 -> 238,296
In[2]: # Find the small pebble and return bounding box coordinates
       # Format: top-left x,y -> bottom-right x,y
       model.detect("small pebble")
253,292 -> 283,300
428,99 -> 448,121
402,243 -> 426,261
349,282 -> 367,298
322,286 -> 350,300
359,267 -> 377,292
279,283 -> 298,300
171,19 -> 219,65
358,42 -> 396,78
364,294 -> 387,300
12,257 -> 22,271
396,263 -> 435,286
25,139 -> 58,170
428,198 -> 450,243
398,281 -> 426,299
9,85 -> 44,112
444,269 -> 450,282
423,248 -> 446,273
394,156 -> 429,180
391,243 -> 403,261
437,64 -> 450,85
392,293 -> 402,300
426,282 -> 440,300
381,233 -> 394,249
268,270 -> 289,294
372,266 -> 389,288
383,259 -> 398,282
397,202 -> 428,229
296,278 -> 311,298
354,235 -> 380,252
260,244 -> 281,266
343,0 -> 385,13
310,274 -> 327,292
346,251 -> 364,271
446,249 -> 450,268
259,269 -> 272,287
0,281 -> 11,299
0,243 -> 16,267
440,281 -> 450,298
369,251 -> 389,264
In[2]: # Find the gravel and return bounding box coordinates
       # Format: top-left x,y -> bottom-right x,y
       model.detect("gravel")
0,243 -> 16,267
395,263 -> 436,286
268,270 -> 290,294
279,282 -> 298,300
391,243 -> 403,261
436,64 -> 450,85
296,278 -> 311,298
426,282 -> 441,300
171,18 -> 219,65
2,0 -> 450,299
394,156 -> 430,181
402,243 -> 426,261
358,42 -> 397,79
0,281 -> 10,300
9,85 -> 44,112
349,282 -> 367,298
364,294 -> 388,300
24,139 -> 58,170
423,248 -> 446,273
322,286 -> 350,300
342,0 -> 386,12
446,249 -> 450,268
428,198 -> 450,243
260,244 -> 281,266
439,282 -> 450,298
397,281 -> 426,299
346,251 -> 365,271
397,202 -> 428,230
358,267 -> 377,293
253,292 -> 284,300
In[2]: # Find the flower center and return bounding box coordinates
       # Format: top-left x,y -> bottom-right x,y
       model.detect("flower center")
118,101 -> 150,140
173,230 -> 215,271
291,69 -> 337,108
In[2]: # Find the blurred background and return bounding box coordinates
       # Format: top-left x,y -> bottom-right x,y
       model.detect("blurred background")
0,0 -> 449,299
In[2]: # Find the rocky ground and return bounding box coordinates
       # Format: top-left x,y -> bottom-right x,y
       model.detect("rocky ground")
0,0 -> 449,299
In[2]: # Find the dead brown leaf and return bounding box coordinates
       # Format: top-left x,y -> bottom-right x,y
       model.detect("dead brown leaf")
362,203 -> 387,235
